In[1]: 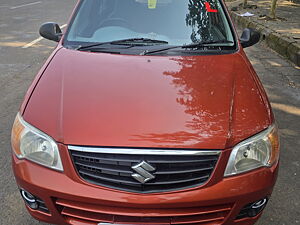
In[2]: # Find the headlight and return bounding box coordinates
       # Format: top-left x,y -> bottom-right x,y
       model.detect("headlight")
11,113 -> 63,171
224,124 -> 279,176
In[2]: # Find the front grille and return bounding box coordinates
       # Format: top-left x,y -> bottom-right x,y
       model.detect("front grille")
69,146 -> 220,193
56,198 -> 232,225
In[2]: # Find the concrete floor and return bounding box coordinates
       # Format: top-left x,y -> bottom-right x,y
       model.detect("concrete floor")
0,0 -> 299,224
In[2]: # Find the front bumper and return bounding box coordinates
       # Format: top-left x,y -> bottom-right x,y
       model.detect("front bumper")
12,146 -> 279,225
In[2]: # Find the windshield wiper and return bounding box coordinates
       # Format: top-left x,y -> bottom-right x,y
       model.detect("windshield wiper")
141,46 -> 181,55
182,40 -> 234,48
142,40 -> 234,55
76,38 -> 168,51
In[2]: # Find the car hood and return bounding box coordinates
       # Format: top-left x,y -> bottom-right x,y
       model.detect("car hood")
23,48 -> 270,149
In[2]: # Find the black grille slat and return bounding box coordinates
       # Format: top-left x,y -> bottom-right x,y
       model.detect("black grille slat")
72,152 -> 140,163
38,205 -> 50,212
35,199 -> 44,204
144,175 -> 210,185
155,166 -> 214,175
35,198 -> 50,213
75,160 -> 132,174
70,149 -> 219,193
147,158 -> 218,164
79,169 -> 139,185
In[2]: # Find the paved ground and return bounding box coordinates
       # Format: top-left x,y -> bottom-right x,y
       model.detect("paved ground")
230,0 -> 300,41
0,1 -> 77,224
0,0 -> 299,224
227,0 -> 300,66
244,43 -> 300,225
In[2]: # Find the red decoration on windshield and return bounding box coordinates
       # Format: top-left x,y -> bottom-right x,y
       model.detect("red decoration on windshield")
205,2 -> 218,12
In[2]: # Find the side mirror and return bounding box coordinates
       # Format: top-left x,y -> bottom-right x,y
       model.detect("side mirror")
240,28 -> 260,48
39,22 -> 63,42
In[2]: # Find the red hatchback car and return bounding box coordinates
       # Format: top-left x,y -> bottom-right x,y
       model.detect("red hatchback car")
11,0 -> 280,225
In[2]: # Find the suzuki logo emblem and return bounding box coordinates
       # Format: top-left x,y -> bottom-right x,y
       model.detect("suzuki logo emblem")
131,161 -> 156,184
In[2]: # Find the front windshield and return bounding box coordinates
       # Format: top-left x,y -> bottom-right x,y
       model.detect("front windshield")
64,0 -> 236,52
